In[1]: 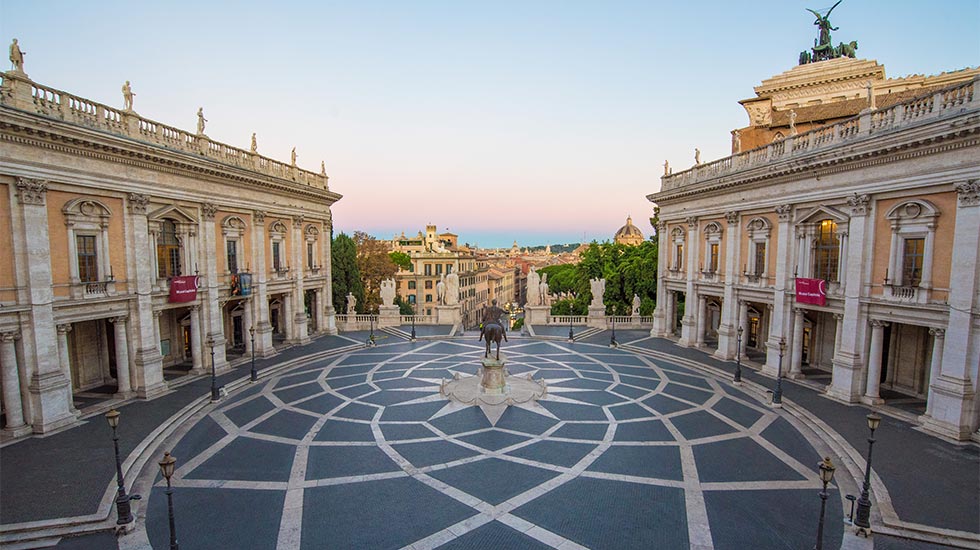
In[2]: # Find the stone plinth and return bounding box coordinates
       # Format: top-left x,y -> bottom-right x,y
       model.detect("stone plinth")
588,305 -> 606,328
480,356 -> 507,395
378,305 -> 400,328
524,305 -> 550,326
436,305 -> 461,327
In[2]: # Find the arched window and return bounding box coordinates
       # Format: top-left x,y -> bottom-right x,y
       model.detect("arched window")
158,219 -> 182,278
814,219 -> 839,282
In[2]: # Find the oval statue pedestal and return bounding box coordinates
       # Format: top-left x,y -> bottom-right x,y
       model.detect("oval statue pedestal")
440,352 -> 547,425
480,357 -> 507,395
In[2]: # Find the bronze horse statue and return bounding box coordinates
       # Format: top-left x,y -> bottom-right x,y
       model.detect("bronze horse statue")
480,321 -> 506,361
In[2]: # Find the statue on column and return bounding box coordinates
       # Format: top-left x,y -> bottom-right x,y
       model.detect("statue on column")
346,292 -> 357,314
121,81 -> 135,111
590,278 -> 606,308
380,279 -> 396,307
436,274 -> 446,305
196,108 -> 207,135
444,272 -> 460,305
525,268 -> 540,306
8,39 -> 25,72
540,274 -> 551,306
632,294 -> 642,316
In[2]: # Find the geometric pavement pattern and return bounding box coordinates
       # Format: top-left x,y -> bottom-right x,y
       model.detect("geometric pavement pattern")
146,339 -> 842,550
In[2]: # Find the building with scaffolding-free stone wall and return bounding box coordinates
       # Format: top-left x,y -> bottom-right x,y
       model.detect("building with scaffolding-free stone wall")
0,57 -> 341,435
650,59 -> 980,442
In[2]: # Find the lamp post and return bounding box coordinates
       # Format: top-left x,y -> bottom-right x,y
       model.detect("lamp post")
814,456 -> 836,550
609,312 -> 617,347
567,311 -> 574,342
773,337 -> 785,405
410,302 -> 417,341
854,413 -> 881,532
158,452 -> 179,550
734,326 -> 743,383
368,306 -> 376,346
207,337 -> 218,401
105,409 -> 140,525
248,326 -> 257,382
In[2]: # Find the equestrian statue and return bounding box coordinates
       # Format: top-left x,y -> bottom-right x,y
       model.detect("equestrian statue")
479,299 -> 508,360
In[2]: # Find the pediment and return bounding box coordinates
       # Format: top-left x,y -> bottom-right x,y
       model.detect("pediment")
149,204 -> 198,223
796,205 -> 848,225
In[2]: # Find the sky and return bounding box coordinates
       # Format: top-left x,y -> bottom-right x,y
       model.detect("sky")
2,1 -> 978,247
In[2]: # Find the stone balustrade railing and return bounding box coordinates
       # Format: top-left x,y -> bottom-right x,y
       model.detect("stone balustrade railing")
1,71 -> 329,191
549,315 -> 586,325
400,315 -> 435,324
661,77 -> 979,192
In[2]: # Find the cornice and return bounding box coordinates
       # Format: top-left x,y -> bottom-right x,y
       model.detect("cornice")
0,108 -> 343,205
650,119 -> 980,206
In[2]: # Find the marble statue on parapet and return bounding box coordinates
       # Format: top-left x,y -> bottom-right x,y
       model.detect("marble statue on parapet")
732,129 -> 741,153
250,133 -> 258,153
380,279 -> 396,307
121,81 -> 135,111
663,160 -> 670,176
346,292 -> 356,315
525,268 -> 540,306
540,274 -> 551,306
444,272 -> 460,305
632,294 -> 641,316
789,110 -> 798,135
8,39 -> 25,73
321,161 -> 326,176
196,108 -> 207,135
436,274 -> 446,305
590,278 -> 605,308
865,81 -> 875,110
291,147 -> 297,167
694,148 -> 701,165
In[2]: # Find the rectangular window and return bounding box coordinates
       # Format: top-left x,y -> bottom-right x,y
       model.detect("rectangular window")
754,242 -> 766,276
408,295 -> 416,304
675,244 -> 683,268
272,241 -> 282,271
902,238 -> 925,287
425,280 -> 433,289
446,264 -> 452,274
408,280 -> 416,290
226,240 -> 238,274
709,243 -> 719,272
425,294 -> 432,302
814,220 -> 839,282
436,264 -> 443,275
424,264 -> 432,276
77,235 -> 98,283
307,242 -> 315,268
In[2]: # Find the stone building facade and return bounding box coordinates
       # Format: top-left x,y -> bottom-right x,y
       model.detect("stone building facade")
650,62 -> 980,441
0,64 -> 340,435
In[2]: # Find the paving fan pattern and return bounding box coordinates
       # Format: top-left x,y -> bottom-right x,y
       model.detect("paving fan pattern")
146,340 -> 841,550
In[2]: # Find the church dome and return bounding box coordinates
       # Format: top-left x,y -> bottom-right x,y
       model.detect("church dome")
614,216 -> 644,246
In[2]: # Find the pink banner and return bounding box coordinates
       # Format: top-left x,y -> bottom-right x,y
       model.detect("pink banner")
795,277 -> 826,306
169,275 -> 199,303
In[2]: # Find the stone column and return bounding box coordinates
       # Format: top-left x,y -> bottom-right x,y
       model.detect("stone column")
695,295 -> 707,347
252,211 -> 276,355
109,317 -> 133,398
921,181 -> 980,439
13,178 -> 74,433
715,211 -> 740,359
827,195 -> 872,403
283,297 -> 294,341
126,193 -> 167,398
923,328 -> 945,418
789,308 -> 805,379
1,332 -> 29,435
290,216 -> 310,343
764,204 -> 794,376
652,221 -> 670,337
322,217 -> 338,335
738,300 -> 749,335
832,313 -> 844,364
679,217 -> 699,347
314,289 -> 325,335
55,324 -> 78,413
190,305 -> 203,375
200,203 -> 228,371
863,319 -> 888,405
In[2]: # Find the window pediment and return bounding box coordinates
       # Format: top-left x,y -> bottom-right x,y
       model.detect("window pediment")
796,205 -> 849,226
885,200 -> 939,223
149,204 -> 198,224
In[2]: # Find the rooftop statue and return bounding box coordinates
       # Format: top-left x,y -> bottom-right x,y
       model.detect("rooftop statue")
121,81 -> 134,111
196,108 -> 207,135
799,0 -> 857,64
250,133 -> 257,153
9,38 -> 25,73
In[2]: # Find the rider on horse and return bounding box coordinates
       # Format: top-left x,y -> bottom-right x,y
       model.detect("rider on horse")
479,299 -> 509,343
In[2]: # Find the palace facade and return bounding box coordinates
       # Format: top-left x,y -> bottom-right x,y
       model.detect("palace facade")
0,62 -> 340,435
650,59 -> 980,441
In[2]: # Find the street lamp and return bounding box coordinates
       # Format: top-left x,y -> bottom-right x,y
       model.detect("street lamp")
410,302 -> 417,341
248,326 -> 257,382
854,413 -> 882,532
609,313 -> 617,347
734,326 -> 743,384
105,409 -> 140,525
158,452 -> 179,550
814,456 -> 837,550
772,337 -> 785,406
207,337 -> 218,401
368,307 -> 375,346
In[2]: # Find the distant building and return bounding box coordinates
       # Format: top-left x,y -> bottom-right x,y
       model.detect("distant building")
614,216 -> 645,246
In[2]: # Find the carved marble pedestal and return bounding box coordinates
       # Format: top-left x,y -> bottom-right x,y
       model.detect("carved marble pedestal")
441,353 -> 547,424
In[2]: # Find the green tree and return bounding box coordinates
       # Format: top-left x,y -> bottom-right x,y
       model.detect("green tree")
394,294 -> 414,315
353,231 -> 398,313
331,233 -> 364,313
547,239 -> 658,316
389,251 -> 412,271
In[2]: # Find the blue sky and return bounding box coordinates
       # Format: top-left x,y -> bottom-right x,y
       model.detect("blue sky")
3,1 -> 978,247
